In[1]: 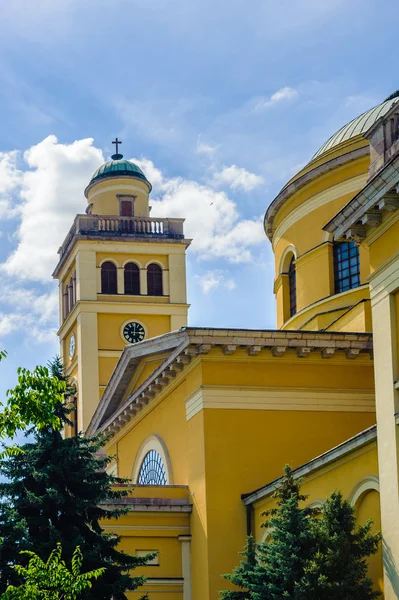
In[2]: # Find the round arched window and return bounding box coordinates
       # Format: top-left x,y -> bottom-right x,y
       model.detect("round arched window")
138,450 -> 167,485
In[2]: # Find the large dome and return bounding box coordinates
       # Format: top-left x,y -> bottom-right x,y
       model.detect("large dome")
312,95 -> 399,160
88,159 -> 150,186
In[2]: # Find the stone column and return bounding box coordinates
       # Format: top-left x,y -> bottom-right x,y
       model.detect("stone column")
178,535 -> 192,600
370,264 -> 399,599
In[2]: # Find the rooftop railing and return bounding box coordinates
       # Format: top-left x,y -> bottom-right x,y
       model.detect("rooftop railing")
58,214 -> 185,259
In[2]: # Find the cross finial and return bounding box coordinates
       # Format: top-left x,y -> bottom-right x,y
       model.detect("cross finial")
111,137 -> 123,160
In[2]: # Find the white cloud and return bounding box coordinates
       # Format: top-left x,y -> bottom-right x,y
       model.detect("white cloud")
254,87 -> 299,111
196,135 -> 218,155
195,270 -> 236,294
134,158 -> 265,263
2,135 -> 103,282
212,165 -> 264,191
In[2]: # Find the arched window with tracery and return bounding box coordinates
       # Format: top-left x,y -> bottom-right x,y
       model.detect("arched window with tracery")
124,263 -> 140,295
147,263 -> 163,296
288,256 -> 296,317
138,450 -> 167,485
101,261 -> 117,294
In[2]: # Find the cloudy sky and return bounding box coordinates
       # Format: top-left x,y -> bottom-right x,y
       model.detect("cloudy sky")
0,0 -> 398,396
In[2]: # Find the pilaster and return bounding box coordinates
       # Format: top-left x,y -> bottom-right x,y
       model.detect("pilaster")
179,535 -> 192,600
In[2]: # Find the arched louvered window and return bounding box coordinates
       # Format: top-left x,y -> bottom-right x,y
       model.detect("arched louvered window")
333,242 -> 360,294
138,450 -> 167,485
101,261 -> 117,294
147,263 -> 163,296
288,256 -> 296,317
124,263 -> 140,295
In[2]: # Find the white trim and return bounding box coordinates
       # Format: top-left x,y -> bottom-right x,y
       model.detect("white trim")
349,476 -> 379,506
132,434 -> 173,485
273,174 -> 367,248
185,386 -> 375,421
279,245 -> 297,274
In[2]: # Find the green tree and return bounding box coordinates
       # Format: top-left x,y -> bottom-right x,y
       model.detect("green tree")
221,466 -> 318,600
220,535 -> 259,599
1,543 -> 104,600
0,358 -> 155,600
299,491 -> 381,600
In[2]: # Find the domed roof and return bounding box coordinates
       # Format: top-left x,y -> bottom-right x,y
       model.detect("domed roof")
88,158 -> 150,186
312,95 -> 399,160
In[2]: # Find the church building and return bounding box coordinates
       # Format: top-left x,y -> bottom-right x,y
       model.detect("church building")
54,93 -> 399,599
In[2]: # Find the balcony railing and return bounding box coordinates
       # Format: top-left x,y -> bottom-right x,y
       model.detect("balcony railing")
58,214 -> 185,259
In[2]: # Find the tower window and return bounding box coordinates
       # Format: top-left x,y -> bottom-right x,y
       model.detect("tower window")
101,261 -> 118,294
288,256 -> 296,317
124,263 -> 140,295
138,450 -> 167,485
120,200 -> 133,217
333,242 -> 360,294
147,264 -> 163,296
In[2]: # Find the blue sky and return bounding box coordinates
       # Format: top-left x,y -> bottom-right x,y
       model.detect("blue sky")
0,0 -> 398,397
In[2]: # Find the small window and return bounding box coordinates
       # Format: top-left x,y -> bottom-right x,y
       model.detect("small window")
138,450 -> 167,485
333,242 -> 360,294
101,261 -> 117,294
288,256 -> 296,317
124,263 -> 140,295
147,264 -> 163,296
120,200 -> 133,217
135,550 -> 159,566
64,285 -> 70,319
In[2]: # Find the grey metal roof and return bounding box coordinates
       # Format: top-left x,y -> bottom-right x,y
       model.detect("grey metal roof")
312,97 -> 399,160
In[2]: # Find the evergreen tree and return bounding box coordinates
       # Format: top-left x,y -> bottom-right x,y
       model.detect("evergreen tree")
256,465 -> 318,600
220,466 -> 318,600
299,491 -> 381,600
0,358 -> 154,600
220,535 -> 259,599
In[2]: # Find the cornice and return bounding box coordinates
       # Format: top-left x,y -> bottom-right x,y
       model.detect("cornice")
90,327 -> 373,440
264,146 -> 369,242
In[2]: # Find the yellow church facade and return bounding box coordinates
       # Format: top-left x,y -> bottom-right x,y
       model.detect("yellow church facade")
54,93 -> 399,599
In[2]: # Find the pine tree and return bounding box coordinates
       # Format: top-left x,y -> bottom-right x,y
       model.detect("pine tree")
256,465 -> 318,600
299,491 -> 381,600
220,535 -> 259,599
220,466 -> 318,600
0,358 -> 154,600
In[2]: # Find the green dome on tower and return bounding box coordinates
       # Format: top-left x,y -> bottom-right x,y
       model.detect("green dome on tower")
85,138 -> 152,197
88,159 -> 150,187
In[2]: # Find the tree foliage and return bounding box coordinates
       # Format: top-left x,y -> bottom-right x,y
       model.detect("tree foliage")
298,492 -> 381,600
0,358 -> 154,600
1,543 -> 104,600
221,466 -> 381,600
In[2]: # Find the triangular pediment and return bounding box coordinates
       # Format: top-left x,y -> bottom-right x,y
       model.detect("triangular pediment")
87,330 -> 189,436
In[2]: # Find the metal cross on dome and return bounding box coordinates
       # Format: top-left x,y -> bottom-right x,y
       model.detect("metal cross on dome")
111,137 -> 123,160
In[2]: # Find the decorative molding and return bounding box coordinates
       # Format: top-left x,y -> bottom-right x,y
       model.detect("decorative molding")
89,328 -> 373,439
349,476 -> 379,506
185,386 -> 375,421
132,434 -> 174,485
273,174 -> 367,248
242,425 -> 377,505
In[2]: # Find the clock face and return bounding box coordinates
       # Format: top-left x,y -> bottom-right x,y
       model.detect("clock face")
69,334 -> 75,359
123,322 -> 145,344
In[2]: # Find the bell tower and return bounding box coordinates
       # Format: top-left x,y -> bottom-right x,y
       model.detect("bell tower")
53,141 -> 190,433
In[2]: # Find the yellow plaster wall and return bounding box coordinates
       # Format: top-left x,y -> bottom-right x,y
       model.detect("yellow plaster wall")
97,313 -> 170,351
369,218 -> 399,272
86,177 -> 151,217
270,148 -> 372,329
96,252 -> 168,269
282,285 -> 370,331
203,409 -> 376,600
